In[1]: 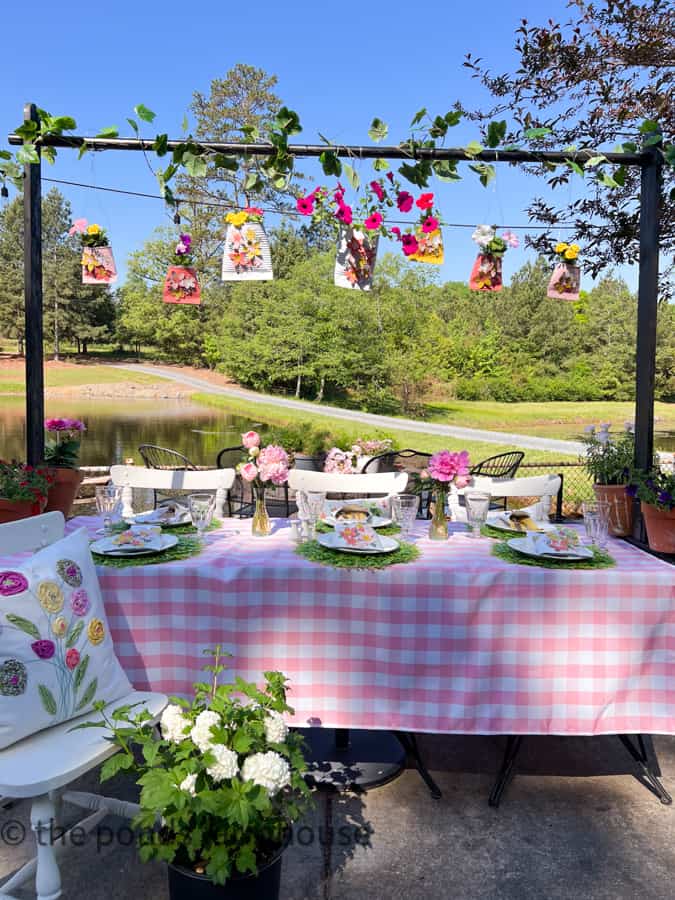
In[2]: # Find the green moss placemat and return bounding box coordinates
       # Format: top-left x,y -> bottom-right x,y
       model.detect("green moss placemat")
111,518 -> 221,536
479,523 -> 527,540
492,541 -> 615,570
92,535 -> 203,568
296,540 -> 419,569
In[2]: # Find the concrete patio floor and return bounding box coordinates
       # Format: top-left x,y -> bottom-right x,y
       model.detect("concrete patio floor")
2,733 -> 675,899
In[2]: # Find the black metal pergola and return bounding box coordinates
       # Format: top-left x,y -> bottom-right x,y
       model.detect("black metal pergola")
9,102 -> 663,477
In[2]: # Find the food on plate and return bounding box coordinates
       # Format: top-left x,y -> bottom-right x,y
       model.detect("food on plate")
509,510 -> 540,532
334,505 -> 371,523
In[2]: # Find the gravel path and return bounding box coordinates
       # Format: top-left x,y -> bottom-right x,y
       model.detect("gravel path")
114,363 -> 585,457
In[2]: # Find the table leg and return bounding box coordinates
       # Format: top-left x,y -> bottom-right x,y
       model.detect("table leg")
488,735 -> 524,808
617,734 -> 673,805
300,728 -> 406,793
394,731 -> 442,799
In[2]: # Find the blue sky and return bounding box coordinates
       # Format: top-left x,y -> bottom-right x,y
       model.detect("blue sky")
0,0 -> 635,289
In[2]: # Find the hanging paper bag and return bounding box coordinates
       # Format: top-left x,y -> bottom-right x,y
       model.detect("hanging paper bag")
222,222 -> 273,281
469,253 -> 502,292
81,246 -> 117,285
547,262 -> 581,300
334,227 -> 378,291
409,226 -> 444,265
163,266 -> 201,305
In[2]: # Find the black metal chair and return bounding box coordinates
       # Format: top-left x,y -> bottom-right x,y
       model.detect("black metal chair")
216,445 -> 291,518
138,444 -> 197,470
362,449 -> 432,517
470,451 -> 525,510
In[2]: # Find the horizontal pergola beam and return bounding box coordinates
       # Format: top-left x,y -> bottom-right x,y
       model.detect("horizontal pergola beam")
6,134 -> 648,166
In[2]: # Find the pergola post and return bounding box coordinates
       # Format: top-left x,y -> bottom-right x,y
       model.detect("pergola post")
633,134 -> 662,472
23,102 -> 45,465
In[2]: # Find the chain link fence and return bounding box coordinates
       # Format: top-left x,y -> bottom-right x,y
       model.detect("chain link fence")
515,461 -> 593,518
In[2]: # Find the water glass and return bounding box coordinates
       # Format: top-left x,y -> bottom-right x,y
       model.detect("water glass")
589,512 -> 609,549
95,485 -> 122,535
582,500 -> 610,548
304,491 -> 326,540
465,491 -> 491,537
188,493 -> 216,537
392,494 -> 420,538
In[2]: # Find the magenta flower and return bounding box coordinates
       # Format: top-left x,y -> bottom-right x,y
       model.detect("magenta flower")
386,172 -> 394,182
370,181 -> 385,201
45,418 -> 68,432
364,212 -> 383,231
401,234 -> 419,256
70,589 -> 90,617
421,217 -> 439,233
31,640 -> 55,660
296,196 -> 314,215
66,648 -> 80,670
390,227 -> 402,241
0,571 -> 29,597
428,450 -> 471,483
179,234 -> 192,249
397,192 -> 414,213
336,203 -> 353,225
416,193 -> 434,210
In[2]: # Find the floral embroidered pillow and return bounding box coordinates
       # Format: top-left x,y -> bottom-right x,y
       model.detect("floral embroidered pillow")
0,528 -> 132,749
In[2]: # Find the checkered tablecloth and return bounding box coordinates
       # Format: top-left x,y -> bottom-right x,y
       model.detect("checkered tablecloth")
62,517 -> 675,736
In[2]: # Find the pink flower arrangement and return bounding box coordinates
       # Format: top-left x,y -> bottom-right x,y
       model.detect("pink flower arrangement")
427,450 -> 471,488
45,418 -> 86,433
237,432 -> 289,491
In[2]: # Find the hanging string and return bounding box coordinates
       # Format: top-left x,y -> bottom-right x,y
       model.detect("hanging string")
40,175 -> 583,230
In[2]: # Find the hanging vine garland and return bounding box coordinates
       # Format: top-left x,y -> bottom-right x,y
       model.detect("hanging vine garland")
221,207 -> 273,281
163,233 -> 201,305
69,219 -> 117,285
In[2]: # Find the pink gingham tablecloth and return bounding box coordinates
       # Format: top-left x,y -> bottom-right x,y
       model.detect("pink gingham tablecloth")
57,518 -> 675,735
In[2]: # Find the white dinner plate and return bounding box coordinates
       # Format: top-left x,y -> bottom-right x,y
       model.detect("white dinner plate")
318,532 -> 399,555
486,512 -> 555,535
506,537 -> 592,562
126,508 -> 192,527
324,514 -> 393,529
91,534 -> 179,557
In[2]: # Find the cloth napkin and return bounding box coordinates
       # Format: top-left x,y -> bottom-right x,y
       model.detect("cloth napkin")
137,502 -> 188,525
525,530 -> 592,558
333,522 -> 383,550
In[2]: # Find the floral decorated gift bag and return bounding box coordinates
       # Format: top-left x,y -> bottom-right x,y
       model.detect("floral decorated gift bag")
221,208 -> 273,281
469,254 -> 503,292
82,246 -> 117,285
408,226 -> 444,264
547,242 -> 581,300
334,226 -> 379,291
163,233 -> 201,305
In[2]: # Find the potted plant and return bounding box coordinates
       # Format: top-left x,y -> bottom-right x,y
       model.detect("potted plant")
547,242 -> 581,300
0,461 -> 53,523
237,432 -> 290,536
267,424 -> 329,471
43,417 -> 86,518
222,208 -> 273,281
582,423 -> 635,536
85,649 -> 311,900
164,234 -> 201,305
69,218 -> 118,284
468,225 -> 518,292
351,438 -> 393,472
627,469 -> 675,554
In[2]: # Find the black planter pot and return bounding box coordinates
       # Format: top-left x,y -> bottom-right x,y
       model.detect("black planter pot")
167,834 -> 289,900
291,454 -> 325,472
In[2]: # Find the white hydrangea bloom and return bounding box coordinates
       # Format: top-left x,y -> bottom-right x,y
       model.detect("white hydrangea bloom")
190,710 -> 221,752
241,751 -> 291,796
471,224 -> 495,248
160,704 -> 191,744
264,711 -> 289,744
179,773 -> 198,796
206,745 -> 240,783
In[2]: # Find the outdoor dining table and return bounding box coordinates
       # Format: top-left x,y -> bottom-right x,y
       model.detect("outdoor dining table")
6,515 -> 675,802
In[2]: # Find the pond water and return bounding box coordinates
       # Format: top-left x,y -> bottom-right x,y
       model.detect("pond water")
0,398 -> 265,467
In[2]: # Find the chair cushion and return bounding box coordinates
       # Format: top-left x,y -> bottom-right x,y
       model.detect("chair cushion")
0,528 -> 132,750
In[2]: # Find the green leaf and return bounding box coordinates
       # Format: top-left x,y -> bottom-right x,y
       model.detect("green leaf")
429,116 -> 448,139
100,752 -> 134,782
664,145 -> 675,167
319,150 -> 342,177
126,118 -> 139,134
6,614 -> 40,639
235,843 -> 257,875
0,150 -> 11,160
66,620 -> 84,648
642,134 -> 662,148
584,155 -> 607,169
373,157 -> 389,172
524,126 -> 553,139
181,114 -> 189,133
213,153 -> 238,172
621,141 -> 638,153
96,126 -> 119,139
74,654 -> 90,692
76,677 -> 98,711
464,140 -> 484,158
78,142 -> 89,160
486,120 -> 507,148
613,165 -> 627,186
410,108 -> 427,127
343,162 -> 360,190
241,124 -> 260,141
14,121 -> 39,140
134,104 -> 156,123
47,116 -> 76,133
597,171 -> 619,189
398,161 -> 431,188
639,119 -> 660,134
38,685 -> 57,716
432,160 -> 460,182
244,171 -> 264,192
469,162 -> 496,187
368,117 -> 388,143
444,110 -> 462,127
232,729 -> 254,753
153,133 -> 168,156
274,106 -> 302,135
183,152 -> 208,178
565,159 -> 585,177
42,146 -> 57,165
16,144 -> 40,165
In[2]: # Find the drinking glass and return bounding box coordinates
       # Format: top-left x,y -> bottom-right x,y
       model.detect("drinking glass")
188,493 -> 216,537
589,512 -> 609,549
465,491 -> 491,537
582,500 -> 609,547
304,491 -> 326,540
392,494 -> 420,538
95,485 -> 122,535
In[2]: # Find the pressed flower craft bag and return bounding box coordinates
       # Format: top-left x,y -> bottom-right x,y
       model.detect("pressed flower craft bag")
547,242 -> 581,300
334,227 -> 379,291
221,210 -> 273,281
0,528 -> 132,749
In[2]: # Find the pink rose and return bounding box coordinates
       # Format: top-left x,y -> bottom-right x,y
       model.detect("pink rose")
66,648 -> 80,670
240,462 -> 258,482
242,431 -> 260,449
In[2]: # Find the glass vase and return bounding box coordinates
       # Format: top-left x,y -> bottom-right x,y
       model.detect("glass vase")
428,490 -> 449,540
252,490 -> 271,536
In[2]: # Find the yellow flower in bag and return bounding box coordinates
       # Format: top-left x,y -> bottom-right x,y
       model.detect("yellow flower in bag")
564,246 -> 579,260
86,224 -> 101,235
226,211 -> 248,227
555,242 -> 568,254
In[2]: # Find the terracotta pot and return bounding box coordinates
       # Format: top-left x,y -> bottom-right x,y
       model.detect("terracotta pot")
0,496 -> 47,524
592,484 -> 633,536
44,467 -> 84,518
641,502 -> 675,554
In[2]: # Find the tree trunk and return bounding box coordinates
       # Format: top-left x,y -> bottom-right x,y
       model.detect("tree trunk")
76,337 -> 81,354
316,374 -> 325,403
295,372 -> 302,398
82,340 -> 88,355
17,337 -> 24,356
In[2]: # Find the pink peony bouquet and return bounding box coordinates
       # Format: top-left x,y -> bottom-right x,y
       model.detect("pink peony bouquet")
237,432 -> 289,493
415,450 -> 472,494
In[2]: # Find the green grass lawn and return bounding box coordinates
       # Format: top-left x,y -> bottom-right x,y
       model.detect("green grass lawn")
192,392 -> 575,463
423,399 -> 675,440
0,365 -> 163,391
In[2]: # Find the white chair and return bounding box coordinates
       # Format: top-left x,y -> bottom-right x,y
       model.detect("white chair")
0,513 -> 167,900
109,464 -> 236,519
287,469 -> 408,496
449,474 -> 562,523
